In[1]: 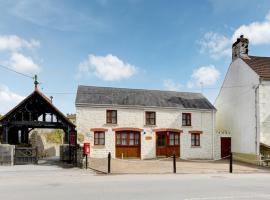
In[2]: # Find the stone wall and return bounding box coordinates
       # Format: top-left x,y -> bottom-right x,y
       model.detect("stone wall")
76,106 -> 216,160
0,144 -> 15,165
60,144 -> 70,162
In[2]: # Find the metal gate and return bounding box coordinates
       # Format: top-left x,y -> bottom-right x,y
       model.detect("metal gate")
14,147 -> 38,165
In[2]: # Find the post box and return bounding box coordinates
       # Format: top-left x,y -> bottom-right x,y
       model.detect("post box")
83,143 -> 90,155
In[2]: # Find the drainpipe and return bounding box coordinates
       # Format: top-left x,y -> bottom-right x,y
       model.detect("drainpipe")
254,83 -> 260,156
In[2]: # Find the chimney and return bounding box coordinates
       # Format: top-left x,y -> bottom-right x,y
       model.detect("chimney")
232,35 -> 249,61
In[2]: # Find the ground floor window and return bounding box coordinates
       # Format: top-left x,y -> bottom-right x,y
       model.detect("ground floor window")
169,132 -> 180,146
191,133 -> 200,147
94,131 -> 105,145
116,132 -> 140,146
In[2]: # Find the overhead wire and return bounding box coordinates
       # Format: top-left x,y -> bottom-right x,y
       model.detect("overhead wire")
0,64 -> 34,79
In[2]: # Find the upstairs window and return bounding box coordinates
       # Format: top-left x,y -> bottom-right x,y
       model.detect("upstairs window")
106,110 -> 117,124
94,131 -> 105,145
191,133 -> 200,147
182,113 -> 191,126
145,111 -> 156,125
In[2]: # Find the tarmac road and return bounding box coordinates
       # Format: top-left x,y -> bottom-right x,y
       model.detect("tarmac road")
0,165 -> 270,200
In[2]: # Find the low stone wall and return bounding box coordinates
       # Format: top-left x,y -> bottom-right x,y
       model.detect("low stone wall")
0,144 -> 15,166
77,145 -> 85,168
233,152 -> 261,165
60,144 -> 70,162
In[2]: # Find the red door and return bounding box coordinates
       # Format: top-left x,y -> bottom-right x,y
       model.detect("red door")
221,137 -> 231,158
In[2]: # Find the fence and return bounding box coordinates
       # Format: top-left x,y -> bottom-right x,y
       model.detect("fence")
81,153 -> 240,174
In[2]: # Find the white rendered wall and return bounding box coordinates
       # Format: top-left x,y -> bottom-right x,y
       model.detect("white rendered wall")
76,106 -> 215,159
215,58 -> 260,155
258,81 -> 270,146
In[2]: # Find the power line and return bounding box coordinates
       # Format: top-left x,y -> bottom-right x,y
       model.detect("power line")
44,84 -> 255,96
0,64 -> 34,79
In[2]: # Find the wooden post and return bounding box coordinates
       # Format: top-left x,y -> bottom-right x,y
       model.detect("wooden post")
3,127 -> 8,144
85,154 -> 88,169
35,146 -> 38,164
108,152 -> 111,174
230,152 -> 233,173
173,154 -> 176,174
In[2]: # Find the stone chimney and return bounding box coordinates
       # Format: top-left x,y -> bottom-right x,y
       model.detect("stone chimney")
232,35 -> 249,61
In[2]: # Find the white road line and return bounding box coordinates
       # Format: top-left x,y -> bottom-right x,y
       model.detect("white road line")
184,194 -> 270,200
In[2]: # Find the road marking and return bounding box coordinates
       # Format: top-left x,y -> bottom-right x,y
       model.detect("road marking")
184,194 -> 270,200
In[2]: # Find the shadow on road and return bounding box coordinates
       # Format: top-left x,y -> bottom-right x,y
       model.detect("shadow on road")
38,157 -> 74,168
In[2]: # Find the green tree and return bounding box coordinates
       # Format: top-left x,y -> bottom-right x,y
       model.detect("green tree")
45,129 -> 64,144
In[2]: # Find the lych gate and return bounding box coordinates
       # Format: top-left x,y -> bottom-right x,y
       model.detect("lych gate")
0,77 -> 77,164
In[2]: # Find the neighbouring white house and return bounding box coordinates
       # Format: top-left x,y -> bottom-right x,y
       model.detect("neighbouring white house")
215,35 -> 270,163
76,85 -> 217,159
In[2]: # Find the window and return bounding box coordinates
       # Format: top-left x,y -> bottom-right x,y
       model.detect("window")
169,132 -> 180,146
116,132 -> 140,146
145,111 -> 156,125
182,113 -> 191,126
94,131 -> 105,145
191,133 -> 200,147
107,110 -> 117,124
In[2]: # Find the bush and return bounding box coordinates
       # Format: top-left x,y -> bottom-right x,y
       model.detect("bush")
45,129 -> 64,144
77,133 -> 84,143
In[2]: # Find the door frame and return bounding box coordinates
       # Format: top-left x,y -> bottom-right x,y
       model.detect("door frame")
156,131 -> 180,157
115,130 -> 141,158
220,137 -> 231,158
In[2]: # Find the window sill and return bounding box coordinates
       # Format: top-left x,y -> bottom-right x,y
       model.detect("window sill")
191,146 -> 201,148
93,145 -> 106,149
104,123 -> 118,127
182,125 -> 192,128
144,124 -> 157,128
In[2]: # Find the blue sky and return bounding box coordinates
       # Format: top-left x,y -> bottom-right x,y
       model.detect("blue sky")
1,0 -> 270,114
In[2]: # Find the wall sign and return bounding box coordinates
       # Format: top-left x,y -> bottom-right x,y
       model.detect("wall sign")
145,136 -> 152,140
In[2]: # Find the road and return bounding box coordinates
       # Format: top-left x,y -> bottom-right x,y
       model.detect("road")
0,165 -> 270,200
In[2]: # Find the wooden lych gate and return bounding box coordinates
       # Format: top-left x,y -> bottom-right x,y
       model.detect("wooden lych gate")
0,77 -> 77,165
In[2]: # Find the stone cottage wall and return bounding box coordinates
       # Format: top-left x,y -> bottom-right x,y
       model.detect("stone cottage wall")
76,106 -> 215,160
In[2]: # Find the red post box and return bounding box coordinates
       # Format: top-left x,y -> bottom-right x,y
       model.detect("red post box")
83,143 -> 90,155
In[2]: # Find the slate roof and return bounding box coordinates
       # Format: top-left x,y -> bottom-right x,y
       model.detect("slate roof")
75,85 -> 215,110
242,56 -> 270,79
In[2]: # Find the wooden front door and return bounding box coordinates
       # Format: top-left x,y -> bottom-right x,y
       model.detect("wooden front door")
115,131 -> 141,158
221,137 -> 231,158
156,132 -> 180,157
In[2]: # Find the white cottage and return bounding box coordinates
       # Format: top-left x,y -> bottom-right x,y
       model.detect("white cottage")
76,86 -> 216,159
215,35 -> 270,162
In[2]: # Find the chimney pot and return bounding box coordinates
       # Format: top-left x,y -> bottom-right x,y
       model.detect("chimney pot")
232,35 -> 249,61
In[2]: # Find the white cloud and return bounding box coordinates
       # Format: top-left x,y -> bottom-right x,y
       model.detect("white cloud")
163,79 -> 182,91
78,54 -> 137,81
199,11 -> 270,59
232,12 -> 270,45
0,35 -> 40,51
188,65 -> 220,88
199,32 -> 231,59
8,52 -> 40,74
0,85 -> 24,114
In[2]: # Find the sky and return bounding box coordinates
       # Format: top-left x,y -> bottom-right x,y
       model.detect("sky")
1,0 -> 270,115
